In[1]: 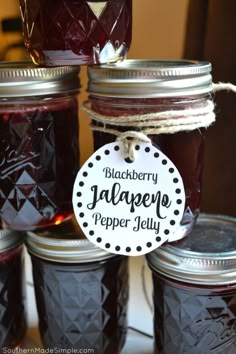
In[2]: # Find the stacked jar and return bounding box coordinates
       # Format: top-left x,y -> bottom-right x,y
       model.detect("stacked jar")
19,0 -> 133,66
26,218 -> 129,353
4,2 -> 232,354
0,62 -> 80,350
0,63 -> 80,231
0,230 -> 26,349
0,0 -> 133,351
146,214 -> 236,354
85,59 -> 214,242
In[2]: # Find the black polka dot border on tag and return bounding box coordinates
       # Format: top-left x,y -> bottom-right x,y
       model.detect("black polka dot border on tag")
72,142 -> 186,257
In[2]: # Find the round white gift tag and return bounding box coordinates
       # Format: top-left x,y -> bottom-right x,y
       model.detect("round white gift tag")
73,142 -> 185,256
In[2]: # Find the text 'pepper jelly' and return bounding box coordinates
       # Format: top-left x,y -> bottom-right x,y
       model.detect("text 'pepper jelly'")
86,59 -> 214,241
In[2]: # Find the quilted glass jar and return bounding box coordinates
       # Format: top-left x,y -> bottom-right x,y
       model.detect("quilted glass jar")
0,230 -> 26,350
146,214 -> 236,354
26,219 -> 129,353
87,60 -> 213,241
19,0 -> 132,66
0,62 -> 80,230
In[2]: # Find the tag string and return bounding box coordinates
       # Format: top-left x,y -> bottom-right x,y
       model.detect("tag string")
83,100 -> 215,161
82,82 -> 236,161
212,82 -> 236,93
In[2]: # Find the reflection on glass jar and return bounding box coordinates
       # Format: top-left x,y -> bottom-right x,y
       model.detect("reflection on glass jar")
19,0 -> 132,66
86,60 -> 214,241
0,62 -> 80,230
26,219 -> 129,353
146,214 -> 236,354
0,230 -> 26,350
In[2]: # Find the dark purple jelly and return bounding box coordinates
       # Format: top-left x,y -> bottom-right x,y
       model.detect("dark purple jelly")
26,220 -> 129,353
0,99 -> 79,230
152,274 -> 236,354
90,95 -> 205,235
147,214 -> 236,354
19,0 -> 132,65
0,63 -> 80,230
0,232 -> 26,349
87,60 -> 213,241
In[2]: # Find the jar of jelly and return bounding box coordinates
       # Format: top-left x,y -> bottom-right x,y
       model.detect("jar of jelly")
0,229 -> 26,350
86,59 -> 213,241
0,62 -> 80,230
26,219 -> 129,353
146,213 -> 236,354
19,0 -> 132,66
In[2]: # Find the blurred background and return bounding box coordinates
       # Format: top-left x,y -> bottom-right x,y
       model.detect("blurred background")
1,0 -> 236,218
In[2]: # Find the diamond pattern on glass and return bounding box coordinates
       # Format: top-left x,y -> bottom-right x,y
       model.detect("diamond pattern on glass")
153,274 -> 236,354
0,247 -> 26,348
87,1 -> 107,18
19,0 -> 132,64
0,99 -> 79,229
32,256 -> 128,353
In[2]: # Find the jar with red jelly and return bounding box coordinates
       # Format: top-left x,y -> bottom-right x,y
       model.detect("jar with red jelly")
26,219 -> 129,353
146,214 -> 236,354
0,62 -> 80,230
0,229 -> 26,350
19,0 -> 132,66
86,60 -> 214,241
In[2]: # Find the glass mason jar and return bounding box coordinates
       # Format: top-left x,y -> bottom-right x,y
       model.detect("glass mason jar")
26,219 -> 129,353
0,62 -> 80,231
86,60 -> 213,241
146,214 -> 236,354
0,229 -> 26,350
19,0 -> 132,66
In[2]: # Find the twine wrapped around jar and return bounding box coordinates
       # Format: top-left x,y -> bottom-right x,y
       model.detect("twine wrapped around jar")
83,98 -> 214,160
83,82 -> 236,161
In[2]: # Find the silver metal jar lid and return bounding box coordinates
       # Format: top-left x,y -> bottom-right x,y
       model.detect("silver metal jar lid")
146,214 -> 236,285
0,229 -> 25,253
88,59 -> 212,98
0,61 -> 80,97
26,218 -> 116,263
